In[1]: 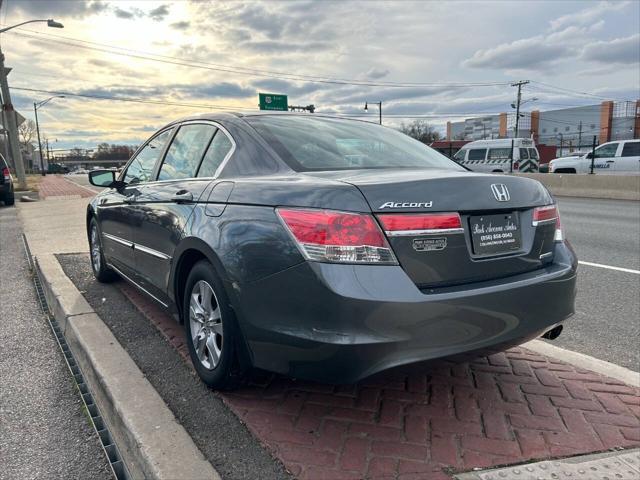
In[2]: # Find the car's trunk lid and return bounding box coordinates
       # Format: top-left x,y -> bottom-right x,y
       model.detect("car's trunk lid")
304,168 -> 557,288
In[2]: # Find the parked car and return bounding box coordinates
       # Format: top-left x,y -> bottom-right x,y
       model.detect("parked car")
87,113 -> 577,389
0,154 -> 15,206
453,138 -> 540,173
549,140 -> 640,174
48,163 -> 69,174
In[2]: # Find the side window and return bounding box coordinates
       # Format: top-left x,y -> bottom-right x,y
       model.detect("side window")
468,149 -> 487,161
528,148 -> 539,160
158,124 -> 216,181
124,129 -> 172,184
621,142 -> 640,157
488,148 -> 510,159
594,143 -> 619,158
453,149 -> 466,161
519,148 -> 529,160
197,130 -> 233,177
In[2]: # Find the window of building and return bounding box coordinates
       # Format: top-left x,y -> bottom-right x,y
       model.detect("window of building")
553,127 -> 558,133
565,126 -> 570,132
158,124 -> 216,181
124,129 -> 173,184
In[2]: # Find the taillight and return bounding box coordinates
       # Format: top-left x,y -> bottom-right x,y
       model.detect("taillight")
513,162 -> 520,171
533,204 -> 563,242
2,167 -> 9,181
277,208 -> 397,264
377,213 -> 462,236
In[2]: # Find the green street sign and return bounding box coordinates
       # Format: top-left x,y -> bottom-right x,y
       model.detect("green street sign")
259,93 -> 288,111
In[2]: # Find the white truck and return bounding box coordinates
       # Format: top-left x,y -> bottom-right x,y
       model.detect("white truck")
549,139 -> 640,174
453,138 -> 540,173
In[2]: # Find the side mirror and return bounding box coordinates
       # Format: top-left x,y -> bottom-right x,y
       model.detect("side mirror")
88,169 -> 116,187
585,152 -> 593,159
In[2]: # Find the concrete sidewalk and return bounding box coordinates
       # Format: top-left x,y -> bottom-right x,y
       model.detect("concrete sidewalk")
16,192 -> 640,480
0,206 -> 111,479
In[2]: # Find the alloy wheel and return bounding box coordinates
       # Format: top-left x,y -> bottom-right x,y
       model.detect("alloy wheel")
189,280 -> 223,370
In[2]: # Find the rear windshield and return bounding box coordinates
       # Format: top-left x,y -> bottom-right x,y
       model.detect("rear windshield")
246,115 -> 463,172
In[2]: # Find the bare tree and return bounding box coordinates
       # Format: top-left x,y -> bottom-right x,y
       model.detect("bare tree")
18,119 -> 37,148
399,120 -> 441,144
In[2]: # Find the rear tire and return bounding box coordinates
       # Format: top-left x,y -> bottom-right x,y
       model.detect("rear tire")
4,192 -> 14,206
89,218 -> 118,283
183,260 -> 242,390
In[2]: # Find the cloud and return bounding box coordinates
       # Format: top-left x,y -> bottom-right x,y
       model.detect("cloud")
185,83 -> 255,99
550,1 -> 630,31
170,21 -> 191,30
365,68 -> 390,80
582,33 -> 640,64
463,36 -> 573,70
114,7 -> 137,19
7,0 -> 108,18
240,40 -> 332,54
148,4 -> 170,21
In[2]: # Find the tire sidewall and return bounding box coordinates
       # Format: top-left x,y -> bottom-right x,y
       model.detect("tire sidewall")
89,218 -> 114,282
183,260 -> 236,388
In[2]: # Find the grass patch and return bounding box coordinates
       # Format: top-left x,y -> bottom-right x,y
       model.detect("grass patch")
14,174 -> 44,192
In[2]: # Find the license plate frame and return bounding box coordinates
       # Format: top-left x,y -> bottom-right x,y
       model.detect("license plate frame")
469,212 -> 522,256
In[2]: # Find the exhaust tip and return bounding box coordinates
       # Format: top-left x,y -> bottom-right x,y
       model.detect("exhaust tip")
542,325 -> 563,340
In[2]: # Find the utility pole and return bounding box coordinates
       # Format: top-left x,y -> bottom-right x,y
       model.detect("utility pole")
511,80 -> 529,139
577,121 -> 583,149
33,102 -> 46,175
0,50 -> 26,189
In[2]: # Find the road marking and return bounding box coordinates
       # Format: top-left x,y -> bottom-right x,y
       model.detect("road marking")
578,260 -> 640,275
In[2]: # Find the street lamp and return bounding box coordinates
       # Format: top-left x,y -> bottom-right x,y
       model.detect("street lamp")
0,18 -> 64,189
364,101 -> 382,125
34,95 -> 65,175
510,97 -> 537,138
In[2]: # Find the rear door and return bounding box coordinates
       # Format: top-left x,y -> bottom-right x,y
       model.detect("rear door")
466,148 -> 487,172
97,128 -> 173,277
617,141 -> 640,173
131,122 -> 234,301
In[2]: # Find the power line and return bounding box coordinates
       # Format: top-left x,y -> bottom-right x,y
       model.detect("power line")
6,27 -> 514,89
529,81 -> 634,102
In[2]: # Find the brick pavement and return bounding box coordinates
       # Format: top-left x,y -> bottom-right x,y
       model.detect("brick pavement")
119,283 -> 640,480
38,175 -> 95,200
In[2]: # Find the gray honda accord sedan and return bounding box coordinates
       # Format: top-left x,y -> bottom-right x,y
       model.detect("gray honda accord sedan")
87,112 -> 577,389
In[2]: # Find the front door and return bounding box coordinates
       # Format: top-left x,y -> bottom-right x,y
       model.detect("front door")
101,128 -> 174,279
592,142 -> 619,173
617,141 -> 640,173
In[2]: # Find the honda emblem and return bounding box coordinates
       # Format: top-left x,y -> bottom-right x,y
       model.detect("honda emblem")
491,184 -> 510,202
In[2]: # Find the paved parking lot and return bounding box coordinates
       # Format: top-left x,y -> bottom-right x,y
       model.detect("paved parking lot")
60,252 -> 639,480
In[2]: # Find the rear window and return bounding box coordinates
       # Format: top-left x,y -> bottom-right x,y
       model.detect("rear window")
528,148 -> 539,160
622,142 -> 640,157
0,154 -> 7,169
246,115 -> 463,172
468,149 -> 487,161
519,148 -> 529,160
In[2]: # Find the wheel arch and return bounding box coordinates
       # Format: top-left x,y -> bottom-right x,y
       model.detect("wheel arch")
171,237 -> 254,371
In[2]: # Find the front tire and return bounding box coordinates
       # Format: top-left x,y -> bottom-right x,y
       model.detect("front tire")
183,260 -> 240,390
89,218 -> 117,283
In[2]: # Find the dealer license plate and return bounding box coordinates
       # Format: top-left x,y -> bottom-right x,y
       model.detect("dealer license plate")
470,213 -> 521,256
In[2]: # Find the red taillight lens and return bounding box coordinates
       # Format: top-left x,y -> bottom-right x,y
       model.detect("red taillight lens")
277,208 -> 396,264
533,204 -> 563,242
513,161 -> 520,171
2,167 -> 9,181
377,213 -> 462,235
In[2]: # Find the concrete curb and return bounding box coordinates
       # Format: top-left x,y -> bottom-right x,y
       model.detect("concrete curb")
35,254 -> 220,480
524,339 -> 640,388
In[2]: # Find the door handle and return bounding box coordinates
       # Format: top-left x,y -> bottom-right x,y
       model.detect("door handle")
171,190 -> 193,203
606,160 -> 615,163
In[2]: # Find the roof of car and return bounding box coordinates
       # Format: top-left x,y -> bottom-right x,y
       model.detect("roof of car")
167,110 -> 372,126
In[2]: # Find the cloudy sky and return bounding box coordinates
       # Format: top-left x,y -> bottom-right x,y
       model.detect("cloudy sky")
2,0 -> 639,150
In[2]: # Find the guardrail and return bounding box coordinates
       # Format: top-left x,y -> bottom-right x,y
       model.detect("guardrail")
516,173 -> 640,201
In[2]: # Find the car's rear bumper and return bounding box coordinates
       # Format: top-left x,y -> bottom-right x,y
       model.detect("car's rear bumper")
233,242 -> 578,383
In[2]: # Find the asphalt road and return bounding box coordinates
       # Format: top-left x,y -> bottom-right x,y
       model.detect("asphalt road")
0,206 -> 111,480
551,197 -> 640,370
